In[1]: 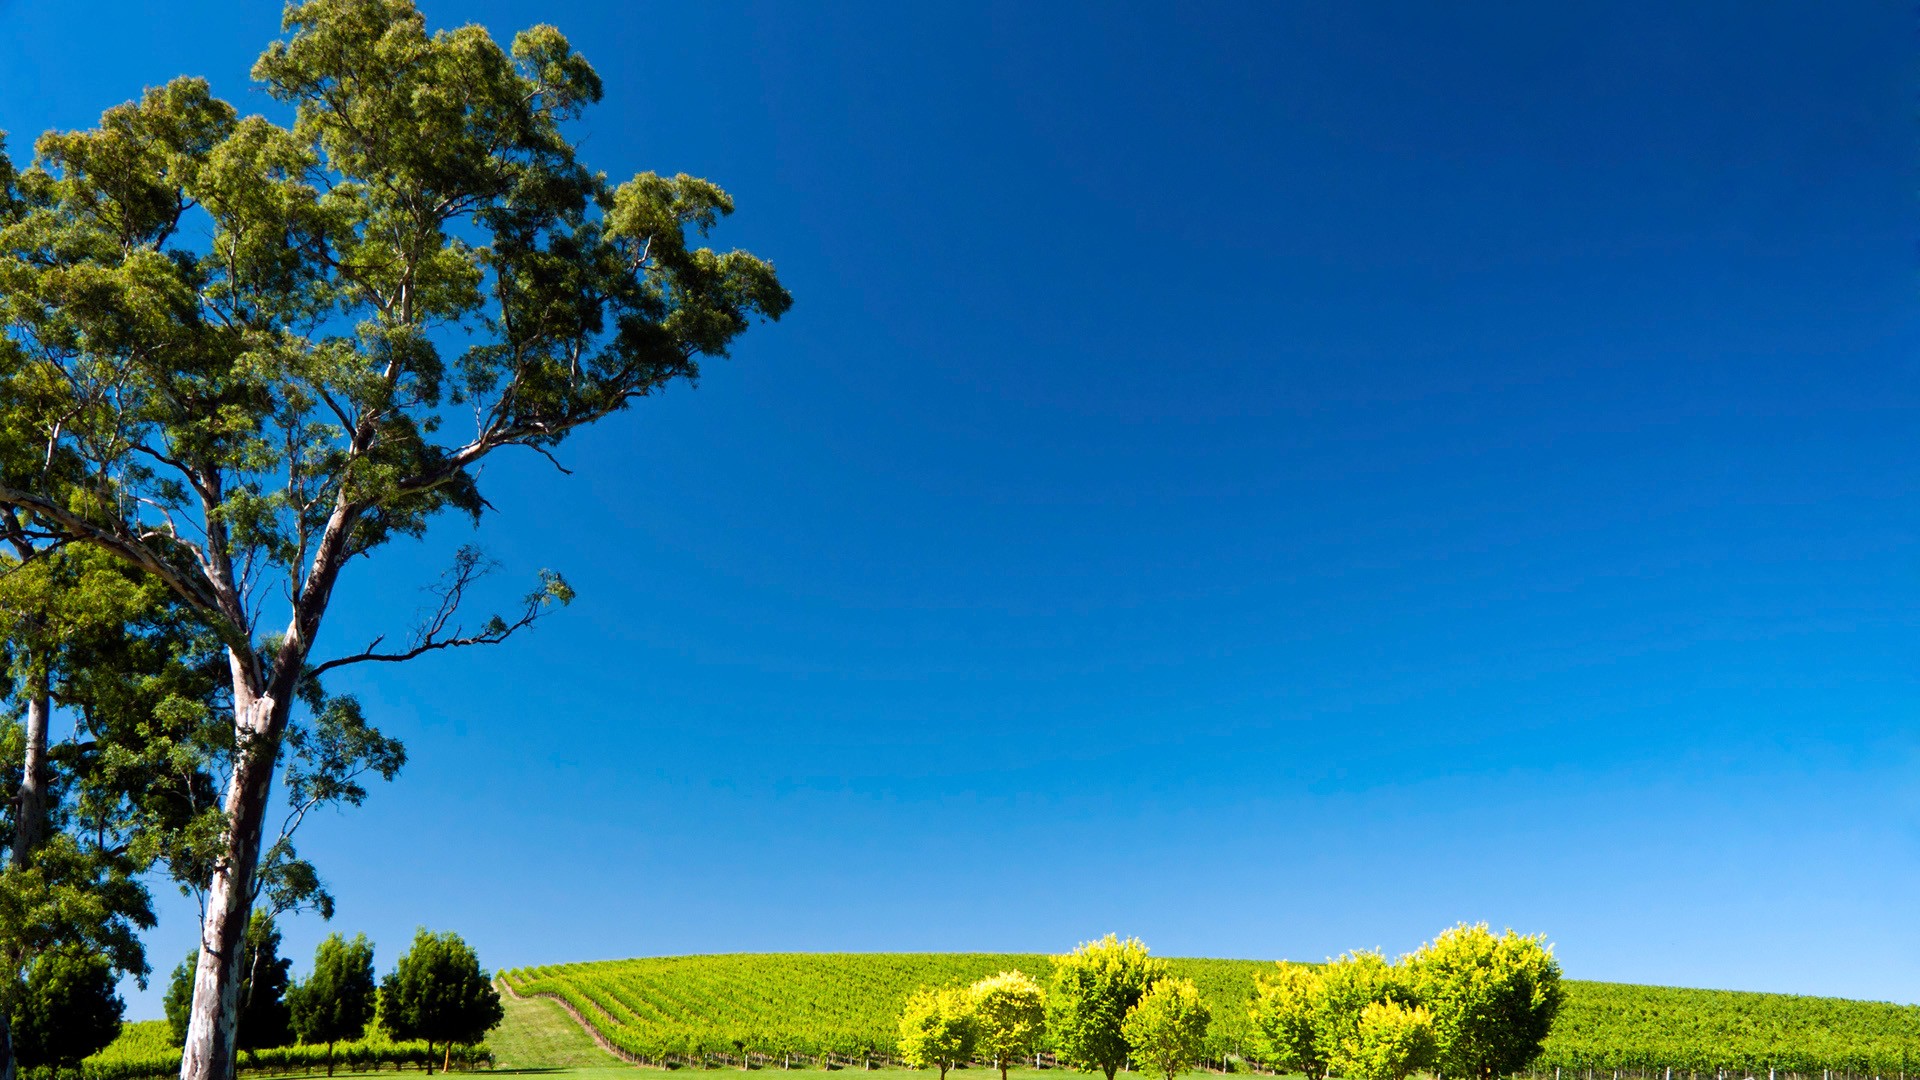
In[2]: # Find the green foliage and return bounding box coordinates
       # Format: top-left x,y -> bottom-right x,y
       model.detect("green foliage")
0,0 -> 792,676
238,913 -> 295,1051
1047,936 -> 1168,1080
1535,981 -> 1920,1073
379,929 -> 504,1064
288,932 -> 378,1067
1329,1001 -> 1435,1080
968,971 -> 1046,1080
1309,951 -> 1411,1073
84,1020 -> 175,1065
1405,923 -> 1563,1080
10,949 -> 123,1069
0,835 -> 152,1028
1248,963 -> 1325,1080
1120,978 -> 1210,1080
896,987 -> 976,1080
163,953 -> 194,1046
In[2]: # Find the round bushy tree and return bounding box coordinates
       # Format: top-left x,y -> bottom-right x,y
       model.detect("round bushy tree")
1049,936 -> 1167,1080
1406,924 -> 1563,1080
897,987 -> 977,1080
1309,950 -> 1412,1071
11,950 -> 123,1071
288,933 -> 377,1076
1329,1002 -> 1435,1080
1248,963 -> 1326,1080
968,972 -> 1045,1080
1120,978 -> 1210,1080
165,951 -> 197,1045
380,930 -> 503,1074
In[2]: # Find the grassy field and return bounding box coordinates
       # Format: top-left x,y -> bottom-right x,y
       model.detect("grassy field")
493,979 -> 627,1071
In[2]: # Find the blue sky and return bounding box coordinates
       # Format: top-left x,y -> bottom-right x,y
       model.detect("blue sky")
3,1 -> 1918,1018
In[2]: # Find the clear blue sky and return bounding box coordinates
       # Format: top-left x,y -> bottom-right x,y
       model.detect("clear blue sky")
2,1 -> 1916,1019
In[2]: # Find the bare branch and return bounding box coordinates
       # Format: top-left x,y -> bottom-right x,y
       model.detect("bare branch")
305,548 -> 571,678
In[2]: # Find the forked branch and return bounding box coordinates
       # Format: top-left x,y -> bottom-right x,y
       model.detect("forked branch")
306,545 -> 572,678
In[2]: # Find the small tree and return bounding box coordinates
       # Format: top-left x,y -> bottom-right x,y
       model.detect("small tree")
238,914 -> 295,1051
288,933 -> 376,1076
165,952 -> 197,1045
1248,963 -> 1326,1080
1049,936 -> 1168,1080
897,987 -> 977,1080
1309,951 -> 1410,1072
1328,1002 -> 1434,1080
379,930 -> 504,1074
969,971 -> 1046,1080
1405,924 -> 1563,1080
1120,978 -> 1210,1080
10,949 -> 123,1071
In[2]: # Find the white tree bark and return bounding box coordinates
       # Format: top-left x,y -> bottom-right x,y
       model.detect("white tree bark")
10,678 -> 50,865
177,666 -> 293,1080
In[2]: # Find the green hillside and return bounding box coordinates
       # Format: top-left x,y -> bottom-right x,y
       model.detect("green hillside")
505,953 -> 1920,1075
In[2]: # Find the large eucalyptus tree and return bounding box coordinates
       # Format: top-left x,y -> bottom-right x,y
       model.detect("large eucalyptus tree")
0,3 -> 790,1079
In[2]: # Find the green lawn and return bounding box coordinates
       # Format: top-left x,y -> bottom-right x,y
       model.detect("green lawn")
493,980 -> 629,1071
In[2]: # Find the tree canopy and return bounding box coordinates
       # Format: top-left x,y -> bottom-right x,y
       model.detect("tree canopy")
1047,936 -> 1167,1080
9,948 -> 123,1071
288,932 -> 377,1075
896,987 -> 977,1080
1405,923 -> 1564,1080
1120,977 -> 1210,1080
1248,962 -> 1326,1080
0,0 -> 788,1074
968,971 -> 1046,1080
379,929 -> 503,1073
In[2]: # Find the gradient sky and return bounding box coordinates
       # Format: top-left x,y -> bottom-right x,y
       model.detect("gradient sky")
2,1 -> 1917,1020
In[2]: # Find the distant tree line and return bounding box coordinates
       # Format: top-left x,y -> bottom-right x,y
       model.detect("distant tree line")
899,926 -> 1564,1080
161,925 -> 502,1076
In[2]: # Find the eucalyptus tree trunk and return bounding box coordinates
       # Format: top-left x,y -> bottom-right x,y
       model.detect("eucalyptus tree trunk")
178,662 -> 299,1080
2,665 -> 50,1080
10,674 -> 51,865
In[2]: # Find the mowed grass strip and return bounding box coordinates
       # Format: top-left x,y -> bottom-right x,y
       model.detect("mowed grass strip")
494,979 -> 632,1070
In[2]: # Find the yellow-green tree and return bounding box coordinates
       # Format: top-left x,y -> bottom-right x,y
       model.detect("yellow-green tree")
1248,963 -> 1326,1080
1049,935 -> 1168,1080
1120,978 -> 1210,1080
1311,950 -> 1412,1071
1405,924 -> 1563,1080
897,988 -> 976,1080
969,971 -> 1046,1080
1329,1002 -> 1435,1080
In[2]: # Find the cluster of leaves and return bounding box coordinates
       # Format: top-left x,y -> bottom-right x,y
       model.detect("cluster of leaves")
898,971 -> 1048,1080
1247,924 -> 1563,1080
